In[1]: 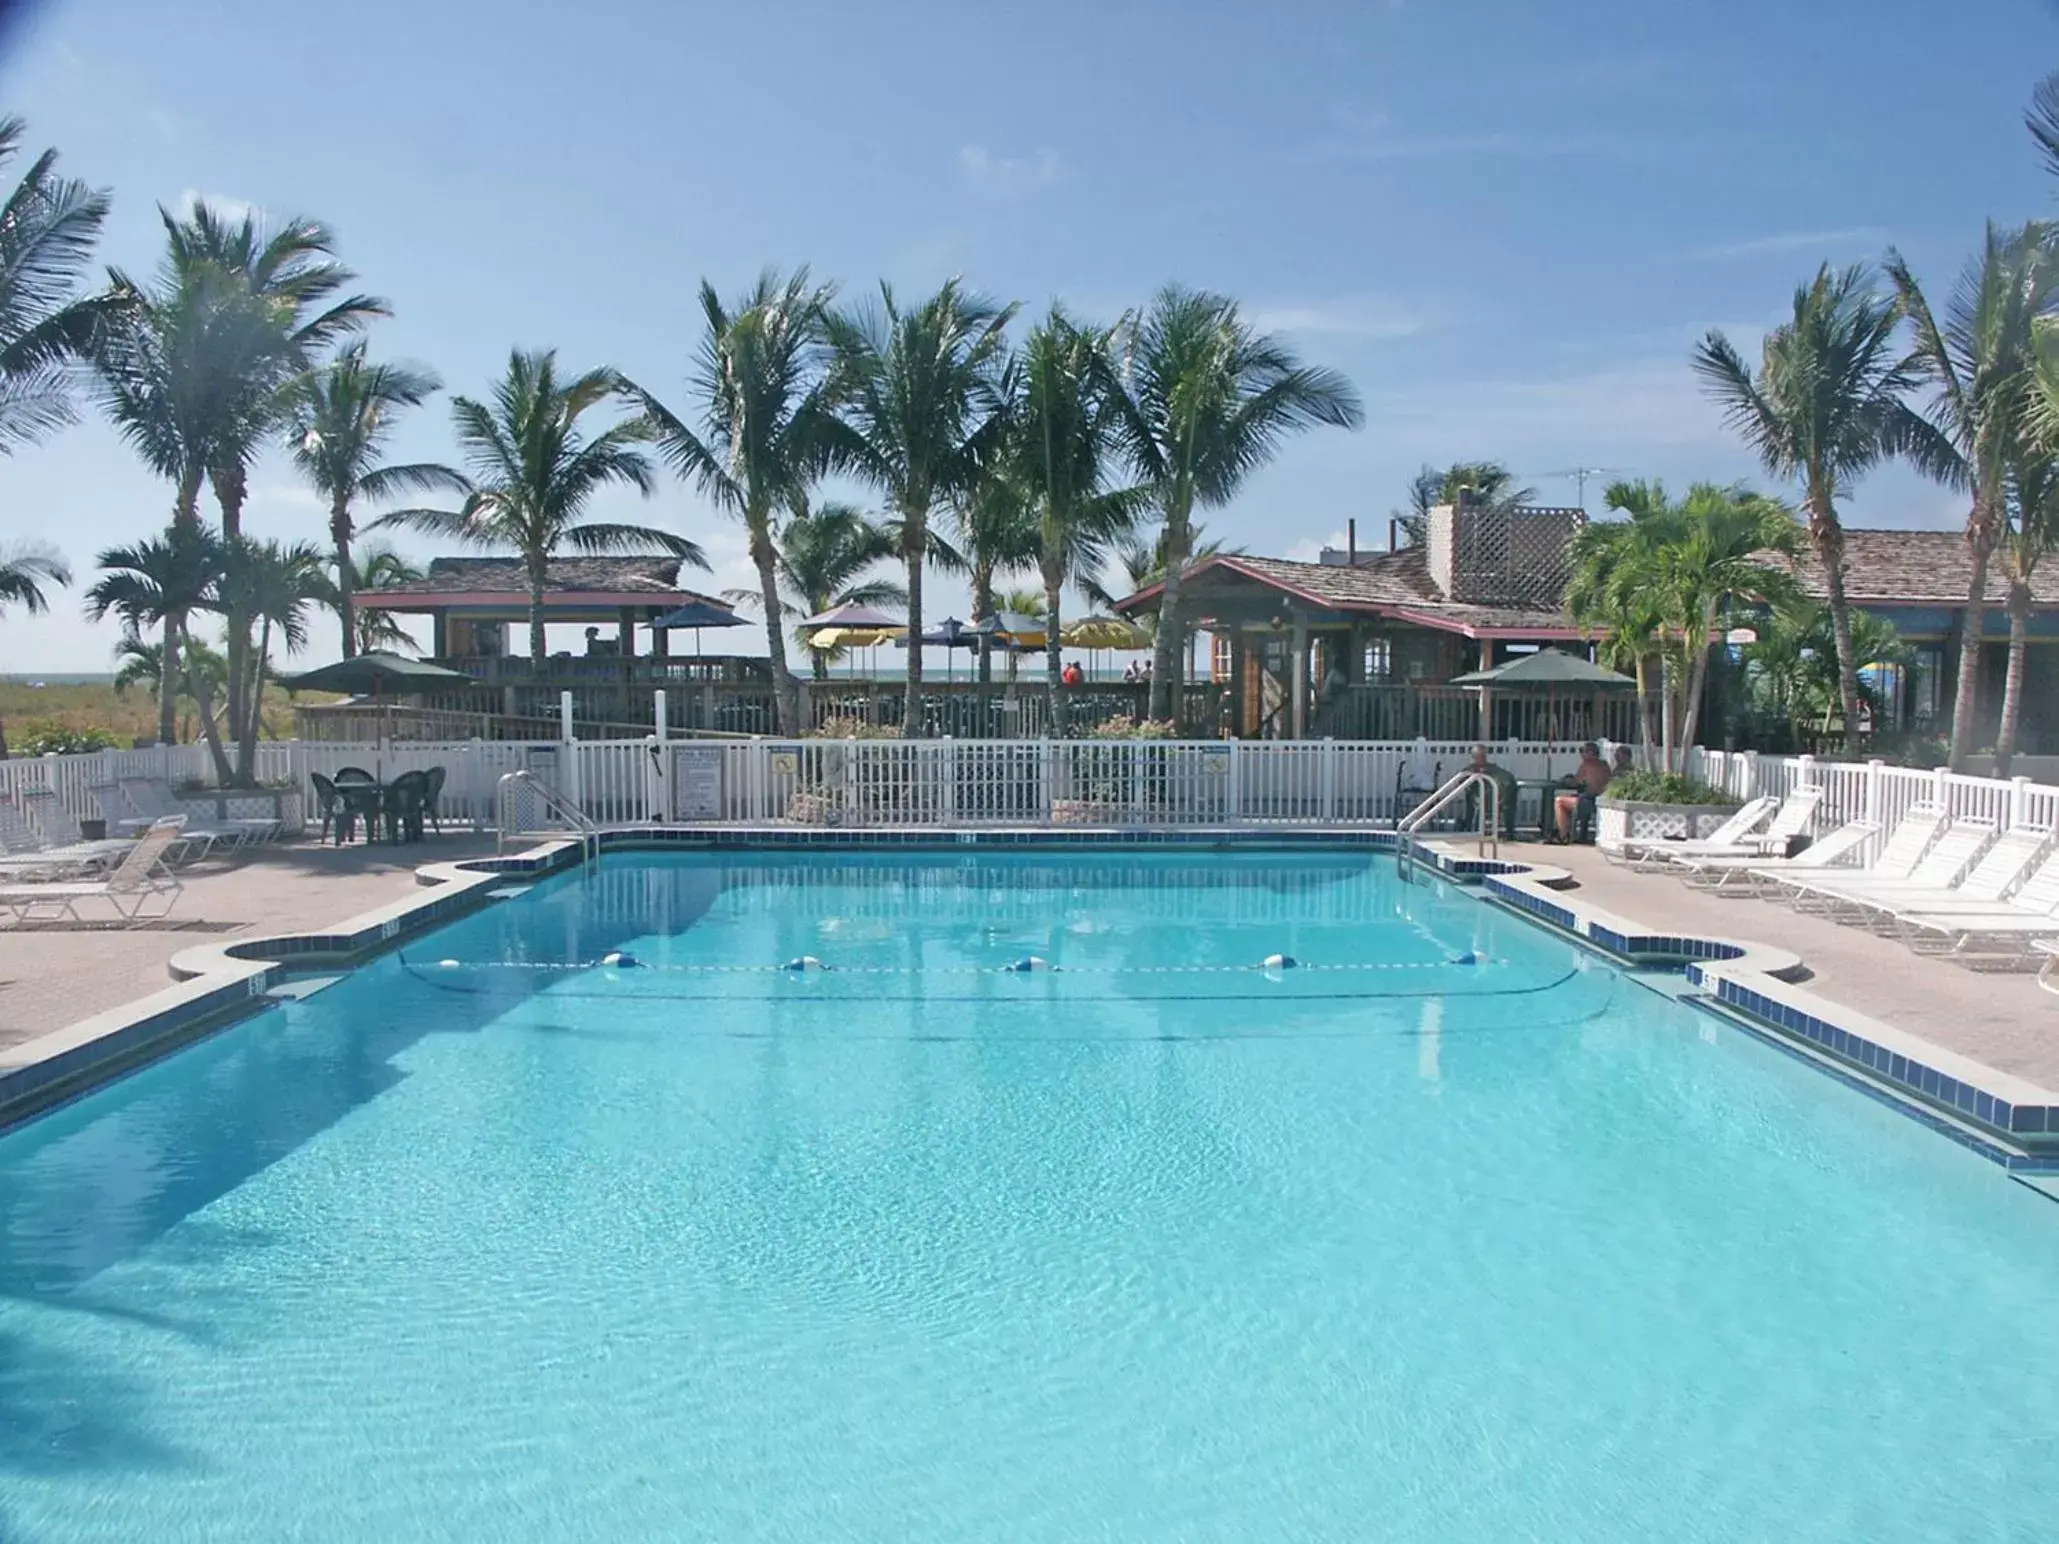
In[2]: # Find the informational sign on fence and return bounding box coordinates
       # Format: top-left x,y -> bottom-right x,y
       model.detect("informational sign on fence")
673,746 -> 724,820
524,744 -> 559,780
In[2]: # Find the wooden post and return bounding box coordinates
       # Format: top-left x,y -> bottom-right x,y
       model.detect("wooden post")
1290,616 -> 1309,739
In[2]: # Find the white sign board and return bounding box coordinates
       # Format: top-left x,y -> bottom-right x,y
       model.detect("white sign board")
673,746 -> 724,821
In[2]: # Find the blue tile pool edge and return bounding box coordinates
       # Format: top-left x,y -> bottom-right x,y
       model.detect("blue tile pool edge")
1464,850 -> 2059,1171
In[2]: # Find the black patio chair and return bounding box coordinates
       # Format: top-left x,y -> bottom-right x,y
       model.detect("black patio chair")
422,765 -> 447,832
384,770 -> 430,844
310,772 -> 352,845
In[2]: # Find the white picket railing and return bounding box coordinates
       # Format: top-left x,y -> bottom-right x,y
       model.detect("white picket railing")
1689,749 -> 2059,837
11,738 -> 2059,839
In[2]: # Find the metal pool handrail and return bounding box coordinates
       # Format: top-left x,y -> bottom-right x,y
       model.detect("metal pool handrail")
497,770 -> 601,874
1397,769 -> 1499,881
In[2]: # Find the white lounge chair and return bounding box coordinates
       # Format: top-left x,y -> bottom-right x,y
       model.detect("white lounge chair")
1776,817 -> 1997,925
1752,802 -> 1949,909
0,797 -> 131,877
1647,787 -> 1825,873
1607,795 -> 1775,868
89,782 -> 218,862
1671,818 -> 1877,896
1892,845 -> 2059,956
1822,824 -> 2049,932
0,816 -> 186,923
119,777 -> 275,846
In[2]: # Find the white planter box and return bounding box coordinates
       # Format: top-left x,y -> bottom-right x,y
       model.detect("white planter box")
1595,797 -> 1738,854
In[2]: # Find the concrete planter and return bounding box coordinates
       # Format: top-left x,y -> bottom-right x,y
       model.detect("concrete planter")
178,789 -> 304,834
1595,796 -> 1738,854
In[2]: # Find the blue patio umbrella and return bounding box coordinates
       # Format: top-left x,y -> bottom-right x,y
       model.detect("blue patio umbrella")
650,597 -> 749,654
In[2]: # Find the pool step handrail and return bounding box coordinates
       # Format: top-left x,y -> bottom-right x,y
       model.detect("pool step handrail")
1396,770 -> 1499,881
497,769 -> 601,873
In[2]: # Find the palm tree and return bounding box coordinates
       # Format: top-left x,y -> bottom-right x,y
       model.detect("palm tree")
1565,502 -> 1666,765
376,349 -> 700,665
826,278 -> 1016,735
222,537 -> 331,763
1995,442 -> 2059,772
84,523 -> 230,775
1569,482 -> 1798,769
1014,310 -> 1146,732
725,499 -> 904,680
91,201 -> 381,768
339,543 -> 424,656
1744,603 -> 1910,745
0,117 -> 115,455
1693,264 -> 1933,750
948,459 -> 1039,681
288,341 -> 464,657
162,203 -> 384,763
0,541 -> 70,756
113,631 -> 230,745
621,269 -> 841,732
1078,523 -> 1241,621
1887,224 -> 2059,769
1115,285 -> 1364,720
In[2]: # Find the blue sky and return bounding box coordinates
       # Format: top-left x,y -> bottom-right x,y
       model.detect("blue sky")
2,0 -> 2057,670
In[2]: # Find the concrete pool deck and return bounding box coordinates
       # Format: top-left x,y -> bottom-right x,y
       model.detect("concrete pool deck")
0,834 -> 506,1053
1529,843 -> 2059,1089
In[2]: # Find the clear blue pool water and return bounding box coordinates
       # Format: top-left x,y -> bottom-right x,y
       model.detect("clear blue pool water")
3,850 -> 2058,1542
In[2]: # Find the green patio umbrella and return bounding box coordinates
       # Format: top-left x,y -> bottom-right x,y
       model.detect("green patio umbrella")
281,653 -> 476,775
1447,647 -> 1635,764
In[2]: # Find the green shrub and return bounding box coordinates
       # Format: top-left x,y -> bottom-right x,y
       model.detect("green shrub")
1603,771 -> 1739,806
11,721 -> 119,756
805,716 -> 901,740
1086,715 -> 1181,740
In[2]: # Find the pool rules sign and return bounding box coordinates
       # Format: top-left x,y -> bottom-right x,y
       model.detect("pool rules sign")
672,746 -> 724,821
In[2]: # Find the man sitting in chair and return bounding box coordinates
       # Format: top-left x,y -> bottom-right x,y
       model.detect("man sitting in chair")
1465,744 -> 1518,839
1553,742 -> 1613,844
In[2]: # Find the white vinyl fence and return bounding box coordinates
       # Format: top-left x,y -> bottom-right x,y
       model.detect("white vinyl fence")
1690,749 -> 2059,838
10,738 -> 2058,839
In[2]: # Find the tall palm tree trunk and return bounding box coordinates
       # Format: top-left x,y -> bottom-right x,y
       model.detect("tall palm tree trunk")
1043,560 -> 1067,738
238,615 -> 273,773
900,508 -> 928,737
973,563 -> 995,685
527,573 -> 548,666
749,515 -> 799,733
215,468 -> 254,775
332,498 -> 358,659
1632,656 -> 1654,769
160,467 -> 206,746
184,624 -> 235,786
1995,580 -> 2033,775
1148,507 -> 1192,723
1809,501 -> 1864,751
1946,504 -> 2001,770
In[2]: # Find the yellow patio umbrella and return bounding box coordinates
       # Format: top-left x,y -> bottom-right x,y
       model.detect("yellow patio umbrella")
1062,615 -> 1149,649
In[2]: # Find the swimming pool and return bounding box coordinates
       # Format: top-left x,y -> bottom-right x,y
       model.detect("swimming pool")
3,849 -> 2057,1541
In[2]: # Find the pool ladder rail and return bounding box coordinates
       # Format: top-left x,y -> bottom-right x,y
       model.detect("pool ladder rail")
1396,770 -> 1500,882
496,770 -> 602,874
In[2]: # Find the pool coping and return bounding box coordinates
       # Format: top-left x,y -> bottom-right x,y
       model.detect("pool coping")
1441,841 -> 2059,1170
6,823 -> 2058,1175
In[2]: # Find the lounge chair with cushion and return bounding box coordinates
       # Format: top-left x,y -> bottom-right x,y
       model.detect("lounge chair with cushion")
0,816 -> 186,923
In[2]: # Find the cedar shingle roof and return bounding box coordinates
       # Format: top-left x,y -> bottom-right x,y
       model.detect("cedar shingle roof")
1778,529 -> 2059,606
372,556 -> 700,598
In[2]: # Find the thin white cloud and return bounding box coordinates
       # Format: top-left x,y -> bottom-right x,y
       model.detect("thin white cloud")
1687,227 -> 1888,262
176,188 -> 263,226
1250,294 -> 1436,340
955,144 -> 1065,196
1313,102 -> 1650,162
1283,530 -> 1350,564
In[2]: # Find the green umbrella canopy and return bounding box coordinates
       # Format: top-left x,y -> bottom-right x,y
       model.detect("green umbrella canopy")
280,651 -> 474,695
1446,647 -> 1636,689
